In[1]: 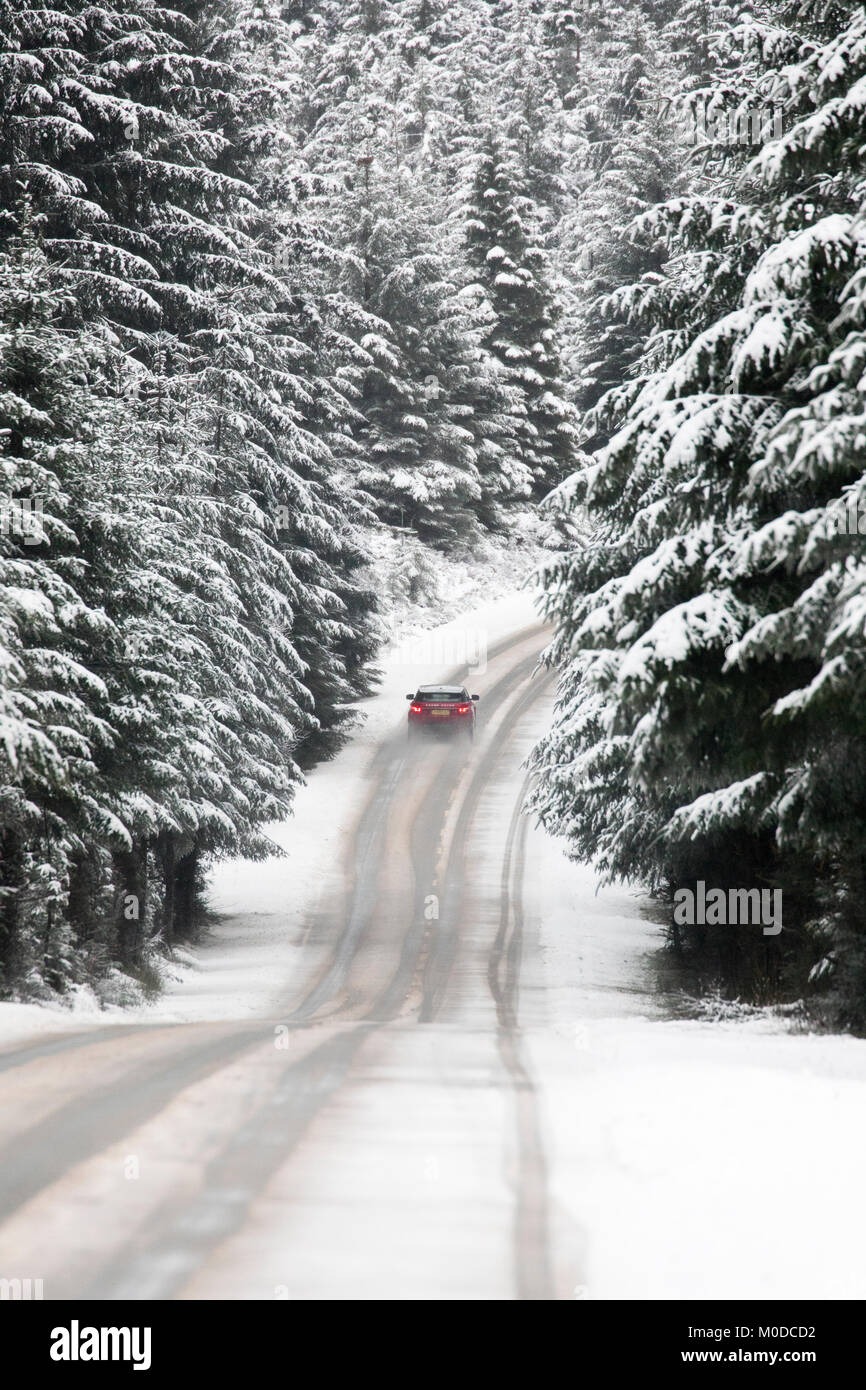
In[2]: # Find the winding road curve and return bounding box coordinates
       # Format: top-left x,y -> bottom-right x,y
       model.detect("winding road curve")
0,622 -> 576,1300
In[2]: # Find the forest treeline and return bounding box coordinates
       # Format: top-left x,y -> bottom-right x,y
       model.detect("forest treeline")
4,0 -> 866,1026
0,0 -> 590,1000
531,0 -> 866,1030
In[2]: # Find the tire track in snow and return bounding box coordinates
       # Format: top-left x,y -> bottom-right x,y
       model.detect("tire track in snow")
58,630 -> 551,1296
0,1025 -> 149,1075
290,625 -> 547,1025
0,623 -> 557,1298
369,645 -> 546,1021
418,668 -> 555,1023
81,1023 -> 372,1300
0,1023 -> 267,1227
490,766 -> 555,1301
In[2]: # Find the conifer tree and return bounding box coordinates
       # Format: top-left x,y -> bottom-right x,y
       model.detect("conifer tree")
532,0 -> 866,1017
465,132 -> 576,491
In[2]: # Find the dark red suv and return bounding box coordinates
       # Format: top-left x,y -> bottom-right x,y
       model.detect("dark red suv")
406,685 -> 479,742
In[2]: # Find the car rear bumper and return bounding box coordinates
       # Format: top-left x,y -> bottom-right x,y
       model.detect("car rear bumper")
408,714 -> 474,731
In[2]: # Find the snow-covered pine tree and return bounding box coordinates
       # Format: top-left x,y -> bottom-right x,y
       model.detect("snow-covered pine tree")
335,169 -> 531,542
719,0 -> 866,1020
119,0 -> 381,869
532,0 -> 866,1015
465,131 -> 576,493
483,0 -> 571,217
556,1 -> 683,436
296,2 -> 535,542
204,0 -> 381,759
0,0 -> 382,993
0,225 -> 153,990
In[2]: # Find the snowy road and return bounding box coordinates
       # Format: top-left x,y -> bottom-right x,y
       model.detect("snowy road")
0,619 -> 573,1299
2,604 -> 866,1301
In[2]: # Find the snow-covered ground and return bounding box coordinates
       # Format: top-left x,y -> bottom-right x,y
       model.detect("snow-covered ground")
525,824 -> 866,1299
357,510 -> 551,646
2,583 -> 866,1301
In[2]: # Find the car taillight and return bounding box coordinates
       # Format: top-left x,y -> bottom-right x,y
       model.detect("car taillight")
410,704 -> 422,713
457,704 -> 470,714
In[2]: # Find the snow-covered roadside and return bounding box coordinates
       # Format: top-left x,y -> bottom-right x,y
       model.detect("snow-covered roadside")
358,510 -> 550,646
146,586 -> 545,1023
5,565 -> 866,1308
3,575 -> 866,1302
523,819 -> 866,1300
0,585 -> 544,1044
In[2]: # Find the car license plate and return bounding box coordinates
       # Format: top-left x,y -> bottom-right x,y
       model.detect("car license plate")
431,709 -> 450,717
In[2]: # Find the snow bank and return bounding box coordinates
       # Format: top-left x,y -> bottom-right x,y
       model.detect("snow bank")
524,817 -> 866,1300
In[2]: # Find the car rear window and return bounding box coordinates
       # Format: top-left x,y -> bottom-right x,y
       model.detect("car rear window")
416,690 -> 465,701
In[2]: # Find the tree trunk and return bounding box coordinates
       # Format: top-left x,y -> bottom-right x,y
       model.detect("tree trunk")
174,843 -> 199,941
0,827 -> 24,987
113,840 -> 148,965
158,830 -> 176,946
